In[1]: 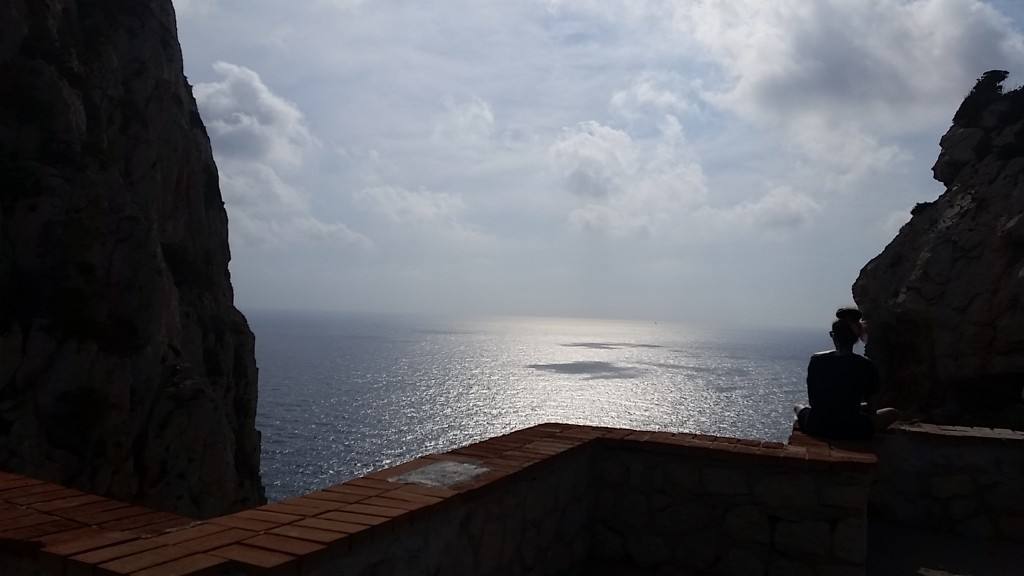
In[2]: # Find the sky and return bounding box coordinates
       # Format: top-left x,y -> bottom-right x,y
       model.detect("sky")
170,0 -> 1024,328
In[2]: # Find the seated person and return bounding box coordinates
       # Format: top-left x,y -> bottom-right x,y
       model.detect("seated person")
794,313 -> 900,440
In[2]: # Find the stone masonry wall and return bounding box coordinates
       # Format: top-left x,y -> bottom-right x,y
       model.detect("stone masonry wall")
589,442 -> 872,576
870,423 -> 1024,542
318,430 -> 875,576
311,450 -> 593,576
0,424 -> 876,576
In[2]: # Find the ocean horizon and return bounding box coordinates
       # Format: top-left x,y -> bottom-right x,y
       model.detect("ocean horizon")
247,310 -> 833,502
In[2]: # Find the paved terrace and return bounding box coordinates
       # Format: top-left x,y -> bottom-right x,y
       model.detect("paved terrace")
0,422 -> 1021,575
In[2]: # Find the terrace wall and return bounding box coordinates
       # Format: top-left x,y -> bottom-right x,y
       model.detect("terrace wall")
0,424 -> 876,576
306,442 -> 594,575
870,423 -> 1024,542
589,441 -> 872,575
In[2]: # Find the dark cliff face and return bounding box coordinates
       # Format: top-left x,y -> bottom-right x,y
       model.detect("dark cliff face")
0,0 -> 265,516
853,71 -> 1024,427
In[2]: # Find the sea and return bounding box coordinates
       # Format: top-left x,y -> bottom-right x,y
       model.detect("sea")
248,310 -> 829,502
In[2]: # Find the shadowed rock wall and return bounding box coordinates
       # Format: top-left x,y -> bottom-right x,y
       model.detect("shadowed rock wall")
854,71 -> 1024,425
0,0 -> 265,516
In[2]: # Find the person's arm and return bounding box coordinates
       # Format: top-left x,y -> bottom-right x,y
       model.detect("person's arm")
805,355 -> 822,408
863,360 -> 882,422
865,394 -> 880,424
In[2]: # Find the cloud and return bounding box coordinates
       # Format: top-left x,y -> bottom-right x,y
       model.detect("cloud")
552,116 -> 708,237
540,0 -> 667,27
172,0 -> 1024,325
353,186 -> 465,224
610,72 -> 693,118
551,121 -> 638,200
315,0 -> 366,8
675,0 -> 1024,175
194,61 -> 318,170
194,62 -> 366,250
700,186 -> 823,232
353,186 -> 489,245
552,117 -> 822,240
792,118 -> 911,184
218,162 -> 371,249
432,96 -> 496,145
218,162 -> 308,217
684,0 -> 1024,123
228,212 -> 372,250
171,0 -> 208,18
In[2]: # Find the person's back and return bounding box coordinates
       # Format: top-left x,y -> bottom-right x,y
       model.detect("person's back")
803,351 -> 879,440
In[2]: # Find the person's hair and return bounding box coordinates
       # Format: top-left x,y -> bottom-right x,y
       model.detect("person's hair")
835,307 -> 862,322
831,319 -> 859,348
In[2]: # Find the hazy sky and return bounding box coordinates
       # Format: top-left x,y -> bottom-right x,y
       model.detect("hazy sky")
170,0 -> 1024,328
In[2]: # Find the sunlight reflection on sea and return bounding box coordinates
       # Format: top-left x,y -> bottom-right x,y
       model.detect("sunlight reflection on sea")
249,311 -> 826,502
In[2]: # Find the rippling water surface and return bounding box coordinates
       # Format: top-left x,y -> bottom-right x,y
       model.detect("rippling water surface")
249,311 -> 826,501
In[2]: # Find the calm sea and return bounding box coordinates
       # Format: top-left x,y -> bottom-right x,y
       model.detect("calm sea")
247,311 -> 827,502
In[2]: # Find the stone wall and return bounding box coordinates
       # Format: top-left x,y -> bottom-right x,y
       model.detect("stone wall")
589,444 -> 872,576
0,423 -> 877,576
312,450 -> 593,576
870,423 -> 1024,542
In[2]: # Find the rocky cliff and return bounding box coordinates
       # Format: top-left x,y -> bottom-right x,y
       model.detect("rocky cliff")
854,71 -> 1024,427
0,0 -> 265,516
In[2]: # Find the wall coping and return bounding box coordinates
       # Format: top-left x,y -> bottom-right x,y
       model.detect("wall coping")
0,423 -> 877,575
886,422 -> 1024,444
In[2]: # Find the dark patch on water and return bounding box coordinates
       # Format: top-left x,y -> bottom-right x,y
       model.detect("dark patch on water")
527,360 -> 641,380
562,342 -> 664,350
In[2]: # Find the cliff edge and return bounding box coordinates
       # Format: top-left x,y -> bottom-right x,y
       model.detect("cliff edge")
854,71 -> 1024,427
0,0 -> 265,516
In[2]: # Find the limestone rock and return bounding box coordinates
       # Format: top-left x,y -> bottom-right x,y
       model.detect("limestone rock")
853,71 -> 1024,425
0,0 -> 265,516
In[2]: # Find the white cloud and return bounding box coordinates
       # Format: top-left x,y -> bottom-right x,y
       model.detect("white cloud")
217,161 -> 371,249
610,73 -> 692,118
551,121 -> 638,200
683,0 -> 1024,123
171,0 -> 207,18
676,0 -> 1024,175
219,162 -> 308,217
553,117 -> 708,237
315,0 -> 366,8
566,204 -> 646,237
194,62 -> 366,250
354,186 -> 465,224
701,186 -> 823,233
552,117 -> 822,241
432,96 -> 496,145
194,61 -> 318,170
793,119 -> 911,184
353,186 -> 490,245
173,0 -> 1024,325
229,212 -> 372,250
540,0 -> 667,25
